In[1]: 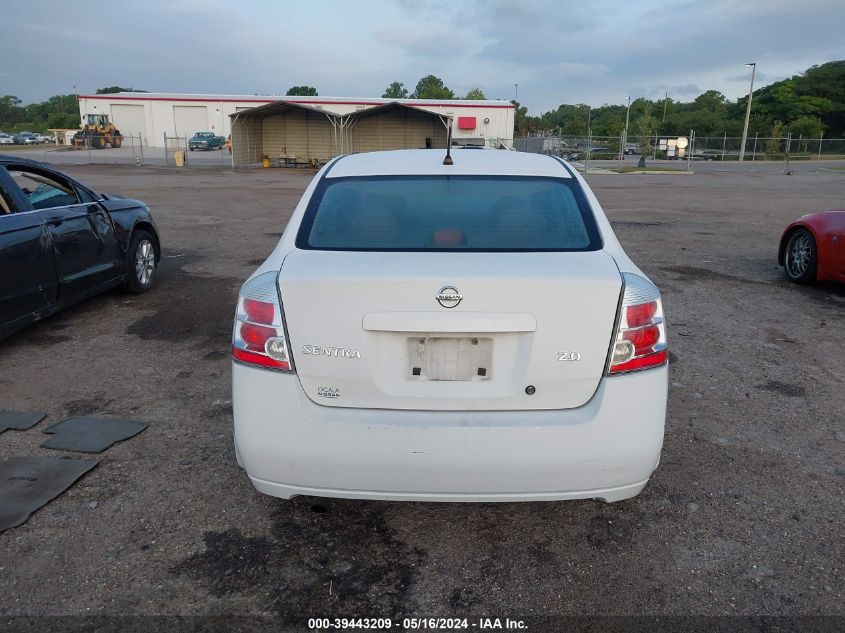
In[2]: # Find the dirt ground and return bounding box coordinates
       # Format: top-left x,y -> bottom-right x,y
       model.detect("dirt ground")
0,164 -> 843,626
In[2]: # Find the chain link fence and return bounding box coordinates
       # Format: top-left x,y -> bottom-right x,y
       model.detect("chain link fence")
512,134 -> 657,172
11,133 -> 148,167
4,132 -> 233,168
8,129 -> 844,174
511,132 -> 845,174
163,134 -> 231,167
77,133 -> 146,166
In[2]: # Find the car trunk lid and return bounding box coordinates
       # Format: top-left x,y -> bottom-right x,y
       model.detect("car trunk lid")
279,250 -> 621,410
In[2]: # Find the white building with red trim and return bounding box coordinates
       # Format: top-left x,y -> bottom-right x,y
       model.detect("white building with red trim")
76,93 -> 515,148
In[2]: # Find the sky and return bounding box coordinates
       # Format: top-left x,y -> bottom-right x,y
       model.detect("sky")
2,0 -> 844,114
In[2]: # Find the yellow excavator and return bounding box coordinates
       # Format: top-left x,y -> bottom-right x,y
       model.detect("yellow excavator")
74,114 -> 123,149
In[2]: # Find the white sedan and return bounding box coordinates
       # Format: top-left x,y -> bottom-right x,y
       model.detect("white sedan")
232,149 -> 668,503
0,134 -> 13,145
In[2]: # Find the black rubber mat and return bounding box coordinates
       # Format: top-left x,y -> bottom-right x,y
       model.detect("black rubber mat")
0,456 -> 99,532
0,411 -> 47,435
41,416 -> 148,453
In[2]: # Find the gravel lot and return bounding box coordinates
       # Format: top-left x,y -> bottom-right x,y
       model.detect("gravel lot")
0,164 -> 843,624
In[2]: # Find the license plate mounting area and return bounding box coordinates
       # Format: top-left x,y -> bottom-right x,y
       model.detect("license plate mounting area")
407,336 -> 492,381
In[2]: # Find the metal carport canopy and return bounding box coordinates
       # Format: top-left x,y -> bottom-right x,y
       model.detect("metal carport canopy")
229,100 -> 451,166
342,101 -> 451,153
343,101 -> 449,123
229,100 -> 339,121
229,100 -> 342,167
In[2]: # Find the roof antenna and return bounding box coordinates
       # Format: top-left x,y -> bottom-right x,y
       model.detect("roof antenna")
443,119 -> 453,165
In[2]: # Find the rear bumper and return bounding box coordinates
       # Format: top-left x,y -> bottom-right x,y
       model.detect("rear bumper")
232,363 -> 667,502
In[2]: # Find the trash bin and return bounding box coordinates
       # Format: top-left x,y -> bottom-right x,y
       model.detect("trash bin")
262,157 -> 271,168
174,151 -> 185,167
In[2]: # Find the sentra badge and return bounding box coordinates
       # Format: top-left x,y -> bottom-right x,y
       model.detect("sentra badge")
302,345 -> 361,359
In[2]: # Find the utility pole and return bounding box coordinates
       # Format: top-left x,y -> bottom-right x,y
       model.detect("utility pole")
739,62 -> 756,162
662,92 -> 668,122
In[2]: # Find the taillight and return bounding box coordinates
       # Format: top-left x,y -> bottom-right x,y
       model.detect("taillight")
608,273 -> 667,375
232,271 -> 293,372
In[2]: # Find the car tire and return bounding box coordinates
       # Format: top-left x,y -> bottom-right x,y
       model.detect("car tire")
784,228 -> 817,284
125,230 -> 157,293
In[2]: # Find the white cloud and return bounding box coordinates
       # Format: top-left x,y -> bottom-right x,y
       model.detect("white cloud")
1,0 -> 842,114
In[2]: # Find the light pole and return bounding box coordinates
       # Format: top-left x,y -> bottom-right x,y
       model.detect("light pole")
514,83 -> 518,102
739,62 -> 756,162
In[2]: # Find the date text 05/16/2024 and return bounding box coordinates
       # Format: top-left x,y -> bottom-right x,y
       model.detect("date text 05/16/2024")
307,617 -> 528,630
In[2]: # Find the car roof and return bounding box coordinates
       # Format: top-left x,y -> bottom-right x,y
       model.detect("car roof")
326,149 -> 572,178
0,155 -> 52,168
0,156 -> 98,197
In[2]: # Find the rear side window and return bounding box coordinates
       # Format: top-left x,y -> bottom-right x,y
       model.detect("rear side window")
297,176 -> 601,252
0,186 -> 14,215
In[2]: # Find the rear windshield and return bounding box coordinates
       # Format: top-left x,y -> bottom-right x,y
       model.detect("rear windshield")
296,175 -> 601,252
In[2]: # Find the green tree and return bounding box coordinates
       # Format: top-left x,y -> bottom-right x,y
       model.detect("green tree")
742,61 -> 844,134
20,94 -> 80,132
96,86 -> 146,94
605,118 -> 625,153
286,86 -> 318,96
589,105 -> 626,137
0,95 -> 23,127
560,104 -> 591,136
513,100 -> 529,135
693,90 -> 729,113
509,60 -> 845,142
46,111 -> 80,129
464,87 -> 486,100
767,121 -> 786,155
754,78 -> 833,122
747,112 -> 774,137
787,116 -> 824,142
382,82 -> 408,99
795,61 -> 845,133
512,100 -> 545,136
637,104 -> 655,156
411,75 -> 454,99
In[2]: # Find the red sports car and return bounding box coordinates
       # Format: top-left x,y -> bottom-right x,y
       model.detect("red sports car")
779,210 -> 845,284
